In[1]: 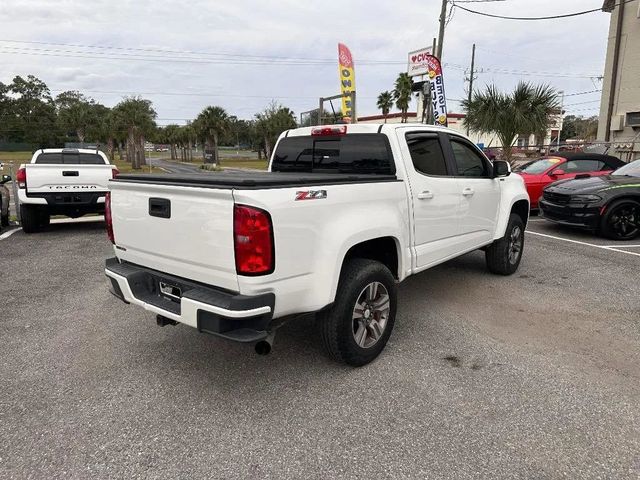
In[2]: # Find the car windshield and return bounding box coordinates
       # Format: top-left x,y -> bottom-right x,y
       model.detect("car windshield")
612,160 -> 640,177
519,157 -> 564,174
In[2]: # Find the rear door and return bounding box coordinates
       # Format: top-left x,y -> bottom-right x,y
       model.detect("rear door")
26,151 -> 113,194
445,135 -> 501,248
397,129 -> 462,269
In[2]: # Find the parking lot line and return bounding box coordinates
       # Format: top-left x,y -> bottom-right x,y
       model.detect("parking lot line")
0,228 -> 20,240
602,244 -> 640,248
527,230 -> 640,258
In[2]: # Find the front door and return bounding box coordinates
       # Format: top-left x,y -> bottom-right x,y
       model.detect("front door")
446,136 -> 501,249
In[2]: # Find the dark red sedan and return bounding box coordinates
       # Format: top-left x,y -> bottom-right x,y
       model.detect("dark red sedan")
515,152 -> 625,209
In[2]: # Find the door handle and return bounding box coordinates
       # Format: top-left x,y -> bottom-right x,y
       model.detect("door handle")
462,187 -> 475,196
417,190 -> 434,200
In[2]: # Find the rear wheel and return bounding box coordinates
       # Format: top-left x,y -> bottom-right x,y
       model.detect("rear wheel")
485,214 -> 525,275
600,199 -> 640,240
318,258 -> 397,367
20,205 -> 44,233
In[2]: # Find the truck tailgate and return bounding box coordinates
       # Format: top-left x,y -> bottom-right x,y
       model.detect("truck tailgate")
109,181 -> 239,292
25,164 -> 113,194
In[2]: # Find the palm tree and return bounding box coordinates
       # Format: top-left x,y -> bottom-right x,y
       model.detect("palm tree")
194,106 -> 229,165
393,73 -> 413,123
112,97 -> 157,169
377,91 -> 394,122
462,82 -> 559,162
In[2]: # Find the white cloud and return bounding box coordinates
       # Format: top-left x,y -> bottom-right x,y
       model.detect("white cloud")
0,0 -> 611,121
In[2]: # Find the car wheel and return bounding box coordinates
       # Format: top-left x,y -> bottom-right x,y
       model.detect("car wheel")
600,199 -> 640,240
486,213 -> 525,275
318,258 -> 397,367
39,210 -> 50,228
20,205 -> 43,233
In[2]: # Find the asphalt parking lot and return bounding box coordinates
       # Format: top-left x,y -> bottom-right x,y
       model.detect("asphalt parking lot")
1,217 -> 639,479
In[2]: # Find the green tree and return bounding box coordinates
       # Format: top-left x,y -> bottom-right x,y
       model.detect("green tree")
112,97 -> 157,168
55,91 -> 101,144
462,82 -> 559,162
9,75 -> 57,146
255,102 -> 297,158
376,91 -> 394,122
561,115 -> 598,141
194,106 -> 230,164
393,73 -> 413,123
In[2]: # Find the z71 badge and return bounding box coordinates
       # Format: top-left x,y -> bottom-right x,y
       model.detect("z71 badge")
295,190 -> 327,201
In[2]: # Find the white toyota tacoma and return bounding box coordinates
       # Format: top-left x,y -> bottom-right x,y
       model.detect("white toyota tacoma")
17,148 -> 118,233
105,124 -> 529,366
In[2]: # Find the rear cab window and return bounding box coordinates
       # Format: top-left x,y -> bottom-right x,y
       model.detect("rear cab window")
271,134 -> 394,174
35,152 -> 106,165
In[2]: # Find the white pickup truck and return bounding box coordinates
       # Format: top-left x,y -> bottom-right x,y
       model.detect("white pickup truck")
105,124 -> 529,366
17,148 -> 118,233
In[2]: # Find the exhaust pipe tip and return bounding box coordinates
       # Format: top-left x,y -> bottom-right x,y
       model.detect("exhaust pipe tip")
255,340 -> 272,356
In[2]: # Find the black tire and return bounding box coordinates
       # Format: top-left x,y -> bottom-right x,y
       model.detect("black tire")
318,258 -> 397,367
599,199 -> 640,241
20,204 -> 43,233
39,210 -> 50,228
486,213 -> 525,275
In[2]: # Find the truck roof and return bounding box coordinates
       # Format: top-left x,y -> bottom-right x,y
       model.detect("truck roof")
33,148 -> 104,155
286,123 -> 465,137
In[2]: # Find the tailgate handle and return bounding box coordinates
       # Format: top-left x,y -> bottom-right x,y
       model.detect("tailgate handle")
62,170 -> 79,176
149,198 -> 171,219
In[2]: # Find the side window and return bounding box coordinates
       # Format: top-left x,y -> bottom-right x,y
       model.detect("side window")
450,139 -> 489,177
405,133 -> 448,176
564,159 -> 604,173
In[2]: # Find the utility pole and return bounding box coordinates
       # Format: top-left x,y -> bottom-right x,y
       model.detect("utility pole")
466,43 -> 476,136
557,90 -> 565,150
436,0 -> 447,59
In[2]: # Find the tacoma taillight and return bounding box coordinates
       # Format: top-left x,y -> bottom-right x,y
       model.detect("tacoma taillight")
112,168 -> 120,179
105,192 -> 115,244
233,204 -> 274,275
16,167 -> 26,189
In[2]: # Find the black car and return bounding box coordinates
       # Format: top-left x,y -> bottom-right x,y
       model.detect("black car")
540,160 -> 640,240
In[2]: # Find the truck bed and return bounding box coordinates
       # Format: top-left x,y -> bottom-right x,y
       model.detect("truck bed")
113,171 -> 398,189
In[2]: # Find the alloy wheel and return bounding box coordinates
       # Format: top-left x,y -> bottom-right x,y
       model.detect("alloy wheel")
351,282 -> 391,349
508,225 -> 523,264
609,204 -> 640,239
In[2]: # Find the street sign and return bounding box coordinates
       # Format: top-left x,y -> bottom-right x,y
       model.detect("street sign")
407,47 -> 433,77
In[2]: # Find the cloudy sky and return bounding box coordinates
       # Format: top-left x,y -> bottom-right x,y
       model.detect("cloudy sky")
0,0 -> 612,125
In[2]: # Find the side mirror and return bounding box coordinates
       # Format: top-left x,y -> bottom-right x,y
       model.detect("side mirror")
0,174 -> 11,184
492,160 -> 511,178
550,169 -> 566,177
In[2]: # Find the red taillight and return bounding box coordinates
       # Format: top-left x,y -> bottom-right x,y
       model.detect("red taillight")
16,167 -> 26,189
105,192 -> 115,244
233,204 -> 274,275
112,168 -> 120,179
311,125 -> 347,136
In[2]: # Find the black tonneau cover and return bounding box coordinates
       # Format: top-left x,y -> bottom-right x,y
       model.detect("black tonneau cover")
113,171 -> 399,189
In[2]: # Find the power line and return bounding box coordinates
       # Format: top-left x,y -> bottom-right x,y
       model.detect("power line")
564,99 -> 601,107
452,0 -> 635,20
0,39 -> 405,65
562,89 -> 602,97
